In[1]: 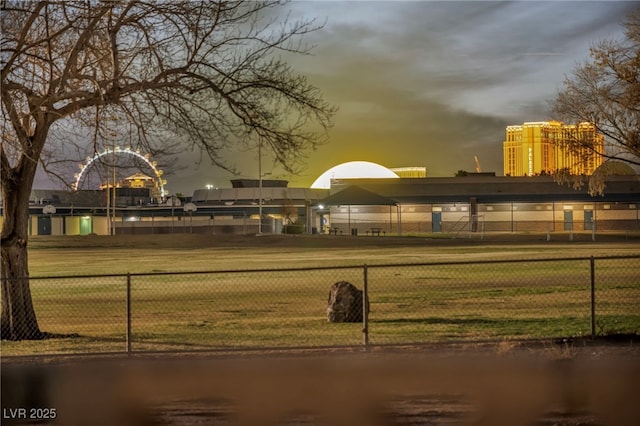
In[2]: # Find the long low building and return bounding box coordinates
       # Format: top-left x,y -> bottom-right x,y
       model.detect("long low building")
324,175 -> 640,235
5,182 -> 329,236
2,175 -> 639,236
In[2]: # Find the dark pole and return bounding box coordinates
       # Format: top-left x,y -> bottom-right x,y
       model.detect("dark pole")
362,264 -> 369,347
126,273 -> 132,354
590,257 -> 596,338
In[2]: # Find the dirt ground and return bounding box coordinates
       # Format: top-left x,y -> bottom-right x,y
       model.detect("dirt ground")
133,338 -> 640,426
3,337 -> 640,426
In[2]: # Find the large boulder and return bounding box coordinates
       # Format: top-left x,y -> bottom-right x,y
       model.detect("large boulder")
327,281 -> 366,323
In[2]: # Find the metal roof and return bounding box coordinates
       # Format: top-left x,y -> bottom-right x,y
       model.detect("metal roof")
330,175 -> 640,204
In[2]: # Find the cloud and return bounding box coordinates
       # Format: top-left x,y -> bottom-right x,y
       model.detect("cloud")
48,1 -> 635,193
253,0 -> 637,188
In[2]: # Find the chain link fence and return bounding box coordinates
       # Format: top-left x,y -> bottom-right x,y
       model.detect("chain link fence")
2,255 -> 639,356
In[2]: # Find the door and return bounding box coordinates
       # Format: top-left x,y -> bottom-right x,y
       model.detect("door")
563,210 -> 573,231
432,212 -> 442,233
80,216 -> 93,235
584,210 -> 593,231
37,216 -> 51,235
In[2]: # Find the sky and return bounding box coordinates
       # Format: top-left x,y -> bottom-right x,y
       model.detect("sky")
36,1 -> 639,194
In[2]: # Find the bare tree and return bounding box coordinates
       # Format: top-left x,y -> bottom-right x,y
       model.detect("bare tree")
1,1 -> 336,340
550,9 -> 640,194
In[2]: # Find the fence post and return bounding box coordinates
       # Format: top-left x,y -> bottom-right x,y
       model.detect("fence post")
363,264 -> 369,347
590,257 -> 596,339
126,273 -> 132,354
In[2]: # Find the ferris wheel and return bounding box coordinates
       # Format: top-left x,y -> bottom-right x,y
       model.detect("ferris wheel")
72,146 -> 167,198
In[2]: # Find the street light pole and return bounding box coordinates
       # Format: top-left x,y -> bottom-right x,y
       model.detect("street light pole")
112,144 -> 116,235
106,151 -> 111,236
258,135 -> 262,235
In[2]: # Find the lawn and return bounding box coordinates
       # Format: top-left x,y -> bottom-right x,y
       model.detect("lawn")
2,234 -> 639,356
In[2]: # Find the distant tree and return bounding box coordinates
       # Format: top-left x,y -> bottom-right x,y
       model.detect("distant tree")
454,170 -> 469,177
1,1 -> 336,340
551,9 -> 639,194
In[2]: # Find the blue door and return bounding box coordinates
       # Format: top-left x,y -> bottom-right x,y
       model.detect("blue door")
584,210 -> 593,230
432,212 -> 442,233
564,210 -> 573,231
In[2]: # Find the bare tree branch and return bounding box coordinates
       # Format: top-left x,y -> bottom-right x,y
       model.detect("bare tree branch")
551,8 -> 640,170
0,0 -> 336,340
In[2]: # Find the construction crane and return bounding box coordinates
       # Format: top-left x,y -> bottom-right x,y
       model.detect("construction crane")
474,155 -> 482,173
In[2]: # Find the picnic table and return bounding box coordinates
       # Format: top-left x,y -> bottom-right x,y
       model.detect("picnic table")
367,227 -> 384,236
329,227 -> 341,235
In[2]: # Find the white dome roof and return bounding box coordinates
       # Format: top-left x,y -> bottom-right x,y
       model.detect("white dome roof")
311,161 -> 399,189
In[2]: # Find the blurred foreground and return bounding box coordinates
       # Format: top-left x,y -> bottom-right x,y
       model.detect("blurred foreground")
2,341 -> 639,425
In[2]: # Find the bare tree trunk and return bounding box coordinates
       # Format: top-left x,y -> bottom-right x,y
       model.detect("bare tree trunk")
1,160 -> 43,340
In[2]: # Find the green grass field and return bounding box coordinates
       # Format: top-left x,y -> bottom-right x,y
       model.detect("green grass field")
2,234 -> 640,356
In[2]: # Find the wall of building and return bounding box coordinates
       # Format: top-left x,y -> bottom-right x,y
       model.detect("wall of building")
18,199 -> 639,237
112,215 -> 283,235
326,201 -> 640,235
11,201 -> 640,237
7,176 -> 638,237
65,217 -> 81,235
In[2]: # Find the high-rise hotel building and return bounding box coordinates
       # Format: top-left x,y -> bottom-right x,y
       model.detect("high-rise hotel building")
503,121 -> 604,177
